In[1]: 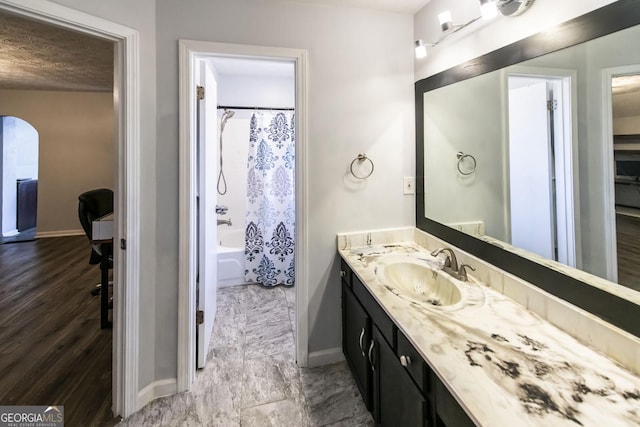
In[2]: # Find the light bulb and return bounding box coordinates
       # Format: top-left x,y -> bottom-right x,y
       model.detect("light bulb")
438,11 -> 453,32
415,40 -> 427,59
480,0 -> 498,19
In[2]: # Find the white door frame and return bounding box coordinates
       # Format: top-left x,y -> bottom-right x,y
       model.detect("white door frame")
0,0 -> 141,418
506,66 -> 580,268
601,64 -> 640,282
177,40 -> 309,391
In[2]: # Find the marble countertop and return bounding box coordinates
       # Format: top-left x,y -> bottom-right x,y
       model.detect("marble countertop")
339,242 -> 640,427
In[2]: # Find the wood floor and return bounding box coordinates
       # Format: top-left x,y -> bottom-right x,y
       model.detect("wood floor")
616,212 -> 640,292
0,235 -> 117,426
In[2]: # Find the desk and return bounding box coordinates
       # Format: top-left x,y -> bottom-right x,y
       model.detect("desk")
92,214 -> 113,329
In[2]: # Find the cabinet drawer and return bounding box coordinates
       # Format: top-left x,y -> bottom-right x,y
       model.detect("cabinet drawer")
353,275 -> 395,347
397,331 -> 430,396
340,258 -> 352,287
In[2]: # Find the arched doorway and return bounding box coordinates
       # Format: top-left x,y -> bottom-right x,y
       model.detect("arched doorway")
1,115 -> 38,243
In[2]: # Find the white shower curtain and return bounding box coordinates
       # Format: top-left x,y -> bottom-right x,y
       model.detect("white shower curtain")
244,111 -> 295,287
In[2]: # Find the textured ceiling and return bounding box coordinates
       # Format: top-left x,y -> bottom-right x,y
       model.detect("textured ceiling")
0,11 -> 113,92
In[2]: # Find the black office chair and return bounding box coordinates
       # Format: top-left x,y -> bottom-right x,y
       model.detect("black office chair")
78,188 -> 113,296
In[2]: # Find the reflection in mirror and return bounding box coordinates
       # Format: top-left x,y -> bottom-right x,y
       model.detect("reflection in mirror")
612,74 -> 640,291
423,23 -> 640,294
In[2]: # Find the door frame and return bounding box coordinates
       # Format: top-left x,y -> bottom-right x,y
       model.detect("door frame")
177,40 -> 309,391
601,64 -> 640,282
0,0 -> 141,418
506,66 -> 580,268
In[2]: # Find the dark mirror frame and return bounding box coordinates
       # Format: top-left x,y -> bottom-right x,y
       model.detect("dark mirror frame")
415,0 -> 640,338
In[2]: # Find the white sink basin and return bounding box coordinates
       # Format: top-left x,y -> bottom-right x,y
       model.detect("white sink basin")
380,262 -> 462,307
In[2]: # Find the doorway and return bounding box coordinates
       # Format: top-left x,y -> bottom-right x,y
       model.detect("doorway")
178,40 -> 309,391
608,72 -> 640,291
0,0 -> 142,419
1,116 -> 38,243
507,72 -> 577,267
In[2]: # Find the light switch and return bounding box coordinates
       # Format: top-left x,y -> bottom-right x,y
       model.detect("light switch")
403,177 -> 415,195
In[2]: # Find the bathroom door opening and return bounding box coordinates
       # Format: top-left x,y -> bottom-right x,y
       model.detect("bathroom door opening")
179,40 -> 309,388
507,73 -> 577,267
207,55 -> 297,360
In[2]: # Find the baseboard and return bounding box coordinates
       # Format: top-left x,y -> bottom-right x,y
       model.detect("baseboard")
136,378 -> 177,411
308,347 -> 344,368
36,229 -> 85,238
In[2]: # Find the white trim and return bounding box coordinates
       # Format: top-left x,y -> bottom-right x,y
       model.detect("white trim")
178,40 -> 310,392
35,229 -> 85,238
308,347 -> 345,368
177,41 -> 197,391
136,378 -> 178,409
0,0 -> 141,418
601,64 -> 640,283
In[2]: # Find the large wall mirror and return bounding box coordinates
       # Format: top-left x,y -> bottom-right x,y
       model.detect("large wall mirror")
416,0 -> 640,338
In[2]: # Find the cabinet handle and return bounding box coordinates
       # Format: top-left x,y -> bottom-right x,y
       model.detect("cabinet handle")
358,328 -> 366,357
400,355 -> 411,367
368,340 -> 376,371
340,270 -> 346,278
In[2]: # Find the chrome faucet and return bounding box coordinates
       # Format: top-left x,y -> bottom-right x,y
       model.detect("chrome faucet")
430,247 -> 475,281
217,218 -> 232,226
430,247 -> 459,271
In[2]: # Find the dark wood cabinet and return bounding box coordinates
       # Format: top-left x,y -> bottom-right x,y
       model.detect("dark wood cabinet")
340,258 -> 476,427
342,281 -> 372,410
371,325 -> 428,427
16,178 -> 37,231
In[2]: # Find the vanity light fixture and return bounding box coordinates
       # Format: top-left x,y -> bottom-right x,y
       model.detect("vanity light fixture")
415,40 -> 429,58
415,0 -> 535,59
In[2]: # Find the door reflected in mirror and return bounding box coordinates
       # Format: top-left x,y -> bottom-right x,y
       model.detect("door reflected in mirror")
612,74 -> 640,291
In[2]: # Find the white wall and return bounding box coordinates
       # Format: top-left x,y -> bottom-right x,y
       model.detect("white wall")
414,0 -> 619,80
156,0 -> 415,360
0,90 -> 114,234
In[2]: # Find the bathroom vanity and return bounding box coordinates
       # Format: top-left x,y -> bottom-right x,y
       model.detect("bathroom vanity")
338,229 -> 640,427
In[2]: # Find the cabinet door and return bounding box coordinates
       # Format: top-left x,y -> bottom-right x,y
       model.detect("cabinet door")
371,326 -> 427,427
342,282 -> 372,409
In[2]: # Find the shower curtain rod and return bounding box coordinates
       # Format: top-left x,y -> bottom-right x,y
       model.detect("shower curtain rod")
217,105 -> 295,111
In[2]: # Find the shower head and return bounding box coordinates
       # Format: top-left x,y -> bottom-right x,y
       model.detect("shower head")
220,109 -> 235,132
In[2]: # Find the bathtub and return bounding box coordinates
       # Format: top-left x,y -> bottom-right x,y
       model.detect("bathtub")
217,227 -> 249,288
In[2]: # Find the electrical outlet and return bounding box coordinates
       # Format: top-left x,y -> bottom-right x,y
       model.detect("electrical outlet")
403,177 -> 415,195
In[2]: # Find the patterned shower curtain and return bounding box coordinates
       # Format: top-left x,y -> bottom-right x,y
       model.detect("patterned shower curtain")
244,111 -> 295,287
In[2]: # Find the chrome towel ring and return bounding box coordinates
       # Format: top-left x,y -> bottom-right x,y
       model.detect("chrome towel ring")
456,151 -> 477,176
350,153 -> 375,179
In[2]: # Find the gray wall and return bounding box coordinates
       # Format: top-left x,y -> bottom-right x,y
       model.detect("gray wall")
424,70 -> 507,240
155,0 -> 415,364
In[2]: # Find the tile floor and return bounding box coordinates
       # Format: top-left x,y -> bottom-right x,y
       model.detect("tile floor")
119,284 -> 373,426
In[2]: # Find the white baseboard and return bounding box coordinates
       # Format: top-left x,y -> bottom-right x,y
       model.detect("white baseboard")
308,347 -> 344,368
36,229 -> 85,238
136,378 -> 177,411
